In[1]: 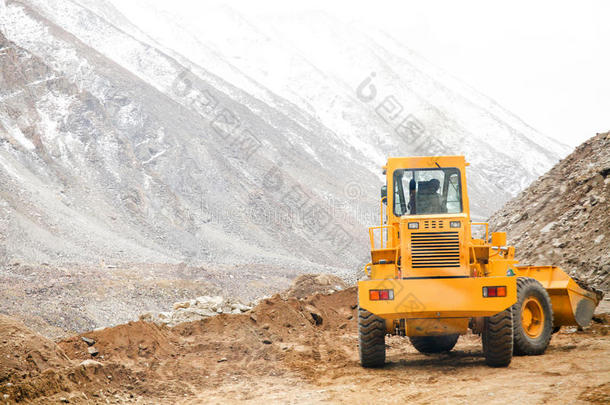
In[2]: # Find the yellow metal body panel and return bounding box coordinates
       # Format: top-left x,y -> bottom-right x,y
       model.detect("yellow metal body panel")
358,277 -> 517,320
399,214 -> 470,278
491,232 -> 507,246
369,263 -> 397,279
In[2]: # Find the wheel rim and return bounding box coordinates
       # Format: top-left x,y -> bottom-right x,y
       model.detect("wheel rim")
521,297 -> 544,338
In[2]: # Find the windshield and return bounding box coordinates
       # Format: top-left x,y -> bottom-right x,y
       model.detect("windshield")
393,167 -> 462,216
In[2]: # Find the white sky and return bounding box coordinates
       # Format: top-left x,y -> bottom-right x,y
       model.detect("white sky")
120,0 -> 609,147
243,0 -> 609,147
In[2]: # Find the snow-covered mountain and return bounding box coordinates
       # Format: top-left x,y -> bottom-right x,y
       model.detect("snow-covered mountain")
0,0 -> 570,271
109,1 -> 569,213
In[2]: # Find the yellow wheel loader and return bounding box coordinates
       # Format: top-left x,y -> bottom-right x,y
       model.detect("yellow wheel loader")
358,156 -> 602,367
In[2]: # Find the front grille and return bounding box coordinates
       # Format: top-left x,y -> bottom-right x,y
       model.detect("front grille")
423,220 -> 445,229
410,231 -> 460,268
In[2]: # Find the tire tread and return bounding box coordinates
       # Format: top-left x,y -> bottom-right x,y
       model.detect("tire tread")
512,277 -> 554,355
482,308 -> 513,367
358,307 -> 386,367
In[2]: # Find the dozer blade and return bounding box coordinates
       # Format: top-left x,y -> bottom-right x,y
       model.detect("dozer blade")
516,266 -> 603,328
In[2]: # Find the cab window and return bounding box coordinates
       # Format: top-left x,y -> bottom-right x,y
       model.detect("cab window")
393,168 -> 462,216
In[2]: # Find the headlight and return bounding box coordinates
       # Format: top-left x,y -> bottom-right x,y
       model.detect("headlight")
450,221 -> 461,228
408,222 -> 419,229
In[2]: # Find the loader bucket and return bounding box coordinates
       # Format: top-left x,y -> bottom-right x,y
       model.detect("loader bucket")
515,266 -> 602,328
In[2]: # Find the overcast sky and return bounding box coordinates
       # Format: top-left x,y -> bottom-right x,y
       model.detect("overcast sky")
236,0 -> 609,147
118,0 -> 608,147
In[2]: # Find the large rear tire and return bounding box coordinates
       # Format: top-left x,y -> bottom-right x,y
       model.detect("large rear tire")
358,307 -> 386,368
482,308 -> 513,367
409,334 -> 459,354
512,277 -> 553,355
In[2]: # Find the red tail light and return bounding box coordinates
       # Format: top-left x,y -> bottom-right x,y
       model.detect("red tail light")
369,289 -> 394,301
483,286 -> 507,297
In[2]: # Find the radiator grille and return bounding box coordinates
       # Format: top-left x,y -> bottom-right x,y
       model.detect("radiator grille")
423,220 -> 445,229
410,231 -> 460,268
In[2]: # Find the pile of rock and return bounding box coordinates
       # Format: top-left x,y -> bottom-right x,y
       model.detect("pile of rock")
140,296 -> 253,327
489,131 -> 610,292
283,274 -> 348,299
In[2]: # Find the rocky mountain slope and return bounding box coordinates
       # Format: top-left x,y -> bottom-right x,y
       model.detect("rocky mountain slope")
0,0 -> 568,272
489,132 -> 610,291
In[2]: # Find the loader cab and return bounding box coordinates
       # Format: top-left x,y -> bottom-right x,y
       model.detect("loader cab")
380,156 -> 472,278
392,167 -> 463,216
384,156 -> 471,226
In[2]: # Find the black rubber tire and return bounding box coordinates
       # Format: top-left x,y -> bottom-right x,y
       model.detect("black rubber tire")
512,277 -> 554,355
482,308 -> 513,367
358,307 -> 386,368
409,334 -> 459,354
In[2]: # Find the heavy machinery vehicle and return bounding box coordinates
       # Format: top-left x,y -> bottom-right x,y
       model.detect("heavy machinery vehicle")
358,155 -> 602,367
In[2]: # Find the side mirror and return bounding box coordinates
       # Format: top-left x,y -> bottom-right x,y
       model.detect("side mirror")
381,185 -> 387,204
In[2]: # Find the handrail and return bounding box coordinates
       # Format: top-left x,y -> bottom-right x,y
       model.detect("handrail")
379,196 -> 387,246
380,197 -> 386,225
368,225 -> 398,250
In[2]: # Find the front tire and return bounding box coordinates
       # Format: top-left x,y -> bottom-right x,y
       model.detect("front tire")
512,277 -> 553,355
482,308 -> 513,367
358,307 -> 386,368
409,334 -> 459,354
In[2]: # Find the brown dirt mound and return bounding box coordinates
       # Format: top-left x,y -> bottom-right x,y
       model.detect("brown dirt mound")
0,315 -> 136,403
60,321 -> 178,364
0,315 -> 71,383
57,287 -> 356,372
589,313 -> 610,335
3,288 -> 608,403
27,286 -> 357,402
171,287 -> 358,379
283,274 -> 349,299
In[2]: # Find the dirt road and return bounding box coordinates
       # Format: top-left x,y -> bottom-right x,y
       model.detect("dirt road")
1,288 -> 608,404
186,334 -> 609,405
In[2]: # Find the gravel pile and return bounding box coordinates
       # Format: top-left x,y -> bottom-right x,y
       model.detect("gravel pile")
489,132 -> 610,292
140,295 -> 254,327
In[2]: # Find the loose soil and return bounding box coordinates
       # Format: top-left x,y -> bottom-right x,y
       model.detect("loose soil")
0,288 -> 608,404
